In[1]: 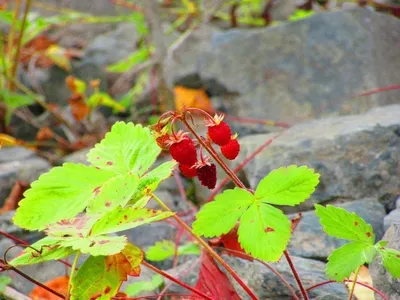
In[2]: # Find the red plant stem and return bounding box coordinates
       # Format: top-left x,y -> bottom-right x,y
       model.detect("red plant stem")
181,118 -> 246,189
230,3 -> 239,27
354,84 -> 400,98
220,248 -> 300,300
283,251 -> 309,300
207,134 -> 280,202
172,227 -> 184,267
108,0 -> 142,11
0,231 -> 72,268
142,260 -> 212,300
6,263 -> 65,299
113,294 -> 205,300
306,280 -> 388,300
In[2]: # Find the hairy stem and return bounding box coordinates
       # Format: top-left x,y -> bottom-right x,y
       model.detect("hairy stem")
67,251 -> 81,296
9,0 -> 32,90
283,250 -> 309,300
348,266 -> 361,300
142,260 -> 212,300
151,193 -> 258,299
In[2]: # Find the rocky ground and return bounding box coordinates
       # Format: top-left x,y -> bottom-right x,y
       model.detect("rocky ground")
1,3 -> 400,299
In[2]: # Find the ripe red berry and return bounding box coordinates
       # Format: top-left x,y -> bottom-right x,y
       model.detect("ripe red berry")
179,164 -> 197,178
221,137 -> 240,160
196,163 -> 217,189
169,136 -> 197,166
206,114 -> 232,146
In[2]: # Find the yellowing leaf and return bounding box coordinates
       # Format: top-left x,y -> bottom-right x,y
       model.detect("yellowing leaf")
45,45 -> 71,71
68,94 -> 89,121
87,92 -> 125,112
173,86 -> 213,112
65,76 -> 86,95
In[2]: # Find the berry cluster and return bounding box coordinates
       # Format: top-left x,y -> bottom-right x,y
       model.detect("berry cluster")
153,113 -> 240,190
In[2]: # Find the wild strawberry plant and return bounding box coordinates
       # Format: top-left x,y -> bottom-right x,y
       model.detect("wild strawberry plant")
1,108 -> 399,300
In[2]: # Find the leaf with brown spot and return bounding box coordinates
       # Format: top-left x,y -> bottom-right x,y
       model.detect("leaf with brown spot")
45,215 -> 98,239
90,206 -> 174,236
59,235 -> 127,256
70,243 -> 143,300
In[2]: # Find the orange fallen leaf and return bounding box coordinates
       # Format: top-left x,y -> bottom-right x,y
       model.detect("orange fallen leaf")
68,94 -> 89,122
173,86 -> 213,113
0,180 -> 30,213
29,276 -> 69,300
36,127 -> 55,141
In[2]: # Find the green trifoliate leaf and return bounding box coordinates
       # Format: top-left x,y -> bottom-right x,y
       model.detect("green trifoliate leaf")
59,235 -> 127,256
130,160 -> 177,206
10,237 -> 74,266
90,206 -> 174,236
326,242 -> 377,281
125,275 -> 163,297
193,188 -> 255,237
255,165 -> 319,206
238,203 -> 291,262
315,204 -> 375,244
13,163 -> 115,230
87,122 -> 161,176
87,173 -> 139,215
45,215 -> 98,239
145,240 -> 201,261
377,247 -> 400,278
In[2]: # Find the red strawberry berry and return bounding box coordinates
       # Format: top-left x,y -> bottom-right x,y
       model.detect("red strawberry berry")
168,133 -> 197,166
221,137 -> 240,160
206,114 -> 232,146
196,163 -> 217,189
179,164 -> 197,178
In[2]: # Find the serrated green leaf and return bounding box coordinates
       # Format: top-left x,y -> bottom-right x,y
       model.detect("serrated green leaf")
315,204 -> 375,244
59,235 -> 127,256
326,242 -> 377,281
13,164 -> 115,230
125,275 -> 163,297
130,161 -> 177,205
145,240 -> 200,261
87,92 -> 125,112
0,276 -> 11,292
45,215 -> 98,239
70,256 -> 120,300
10,237 -> 74,266
378,248 -> 400,278
107,46 -> 152,73
91,206 -> 174,236
193,188 -> 254,237
87,122 -> 161,176
255,165 -> 319,206
87,173 -> 139,215
238,203 -> 291,262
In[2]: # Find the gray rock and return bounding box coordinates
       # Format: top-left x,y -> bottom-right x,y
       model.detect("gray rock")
84,23 -> 139,66
0,211 -> 42,246
237,105 -> 400,213
370,224 -> 400,299
165,8 -> 400,123
166,254 -> 348,299
59,147 -> 91,165
384,209 -> 400,231
288,198 -> 385,259
0,149 -> 51,207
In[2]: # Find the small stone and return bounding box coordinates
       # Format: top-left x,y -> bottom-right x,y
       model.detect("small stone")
384,209 -> 400,231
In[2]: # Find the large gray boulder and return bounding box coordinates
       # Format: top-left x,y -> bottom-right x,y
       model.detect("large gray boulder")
165,8 -> 400,122
237,105 -> 400,213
